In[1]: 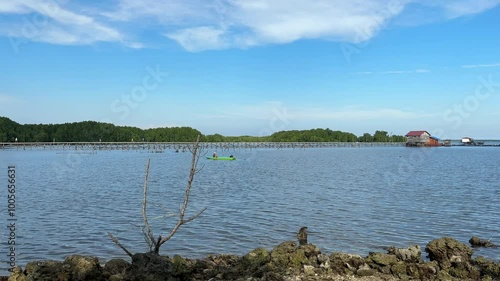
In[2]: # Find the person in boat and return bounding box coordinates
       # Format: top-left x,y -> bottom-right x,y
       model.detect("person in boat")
229,154 -> 234,158
213,151 -> 218,158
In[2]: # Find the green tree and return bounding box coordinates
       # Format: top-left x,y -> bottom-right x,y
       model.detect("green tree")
359,133 -> 373,142
373,130 -> 389,142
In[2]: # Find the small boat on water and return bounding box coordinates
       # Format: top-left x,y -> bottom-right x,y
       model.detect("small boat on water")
206,156 -> 236,160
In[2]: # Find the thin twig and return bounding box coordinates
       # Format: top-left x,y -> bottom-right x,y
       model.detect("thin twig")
183,207 -> 207,223
107,232 -> 133,257
142,159 -> 155,250
110,135 -> 206,255
159,135 -> 203,246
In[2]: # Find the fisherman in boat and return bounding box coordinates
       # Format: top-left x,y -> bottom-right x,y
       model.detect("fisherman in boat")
229,154 -> 234,158
213,151 -> 218,158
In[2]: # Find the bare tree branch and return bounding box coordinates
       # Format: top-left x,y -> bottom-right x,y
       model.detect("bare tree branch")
158,135 -> 204,247
109,135 -> 206,256
142,159 -> 155,251
108,232 -> 133,257
183,207 -> 207,224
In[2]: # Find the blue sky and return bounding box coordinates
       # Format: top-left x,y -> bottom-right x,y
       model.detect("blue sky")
1,0 -> 500,138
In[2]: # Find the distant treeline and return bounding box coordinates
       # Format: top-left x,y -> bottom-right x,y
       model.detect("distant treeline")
0,117 -> 406,143
267,129 -> 405,142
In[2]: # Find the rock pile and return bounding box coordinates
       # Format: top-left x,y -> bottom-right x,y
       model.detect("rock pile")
8,237 -> 500,281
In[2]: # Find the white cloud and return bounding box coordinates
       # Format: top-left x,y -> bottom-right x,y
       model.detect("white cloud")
160,0 -> 500,51
437,0 -> 500,18
0,0 -> 126,46
350,69 -> 431,75
0,0 -> 499,50
0,1 -> 31,13
160,0 -> 408,51
229,0 -> 402,45
461,63 -> 500,68
165,26 -> 228,52
100,0 -> 214,23
393,0 -> 500,26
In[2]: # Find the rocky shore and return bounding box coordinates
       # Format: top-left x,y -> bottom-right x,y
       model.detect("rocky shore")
7,237 -> 499,281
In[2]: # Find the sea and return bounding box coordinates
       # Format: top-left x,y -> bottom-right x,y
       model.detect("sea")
1,145 -> 499,275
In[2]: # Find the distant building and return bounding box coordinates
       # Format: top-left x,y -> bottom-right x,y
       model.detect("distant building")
429,136 -> 440,146
461,137 -> 474,145
405,130 -> 440,147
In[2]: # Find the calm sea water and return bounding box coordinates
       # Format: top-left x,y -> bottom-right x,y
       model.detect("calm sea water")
1,146 -> 499,275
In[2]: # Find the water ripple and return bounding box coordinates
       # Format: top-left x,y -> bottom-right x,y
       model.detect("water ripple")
1,147 -> 499,275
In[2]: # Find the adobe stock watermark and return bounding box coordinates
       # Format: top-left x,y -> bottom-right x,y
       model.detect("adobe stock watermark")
339,0 -> 404,64
110,65 -> 168,120
51,65 -> 168,185
8,0 -> 66,54
97,64 -> 169,140
6,166 -> 18,273
443,74 -> 499,130
243,103 -> 293,161
258,104 -> 292,138
51,151 -> 86,181
384,74 -> 499,188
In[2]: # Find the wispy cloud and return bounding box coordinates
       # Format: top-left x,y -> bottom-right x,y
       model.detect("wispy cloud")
161,0 -> 406,51
0,0 -> 132,47
350,69 -> 431,75
437,0 -> 500,18
382,69 -> 431,74
461,62 -> 500,68
394,0 -> 500,26
165,26 -> 229,52
0,0 -> 499,50
100,0 -> 214,23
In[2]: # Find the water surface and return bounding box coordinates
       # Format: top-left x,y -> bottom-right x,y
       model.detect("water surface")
1,146 -> 499,274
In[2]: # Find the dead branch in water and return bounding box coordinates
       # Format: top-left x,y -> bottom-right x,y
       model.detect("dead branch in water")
107,232 -> 133,258
109,135 -> 206,256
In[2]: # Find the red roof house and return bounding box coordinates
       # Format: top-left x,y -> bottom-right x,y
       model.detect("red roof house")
405,130 -> 439,147
405,130 -> 429,137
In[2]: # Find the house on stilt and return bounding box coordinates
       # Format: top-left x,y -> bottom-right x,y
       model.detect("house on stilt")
405,130 -> 440,147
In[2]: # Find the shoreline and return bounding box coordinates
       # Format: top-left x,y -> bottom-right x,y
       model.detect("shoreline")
6,236 -> 499,281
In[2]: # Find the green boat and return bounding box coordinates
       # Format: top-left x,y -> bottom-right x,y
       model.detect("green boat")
206,156 -> 236,160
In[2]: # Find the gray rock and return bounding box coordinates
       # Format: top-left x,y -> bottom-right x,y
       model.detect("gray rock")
303,265 -> 315,276
63,255 -> 103,281
25,260 -> 69,281
387,245 -> 421,262
103,259 -> 130,276
469,236 -> 497,248
425,237 -> 472,269
7,266 -> 26,281
329,252 -> 364,274
123,253 -> 173,281
317,254 -> 330,269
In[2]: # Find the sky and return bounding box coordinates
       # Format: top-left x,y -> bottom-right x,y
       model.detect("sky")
1,0 -> 500,138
